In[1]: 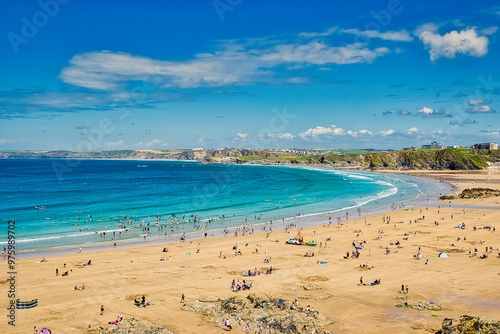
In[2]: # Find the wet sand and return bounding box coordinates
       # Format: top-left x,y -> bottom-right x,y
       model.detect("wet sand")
2,169 -> 500,333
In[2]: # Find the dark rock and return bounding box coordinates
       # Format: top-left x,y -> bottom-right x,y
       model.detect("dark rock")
105,317 -> 174,334
436,315 -> 500,334
439,188 -> 500,200
182,293 -> 332,333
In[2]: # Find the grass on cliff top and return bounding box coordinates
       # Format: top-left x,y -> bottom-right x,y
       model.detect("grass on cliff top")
238,155 -> 310,161
136,149 -> 185,154
238,156 -> 267,161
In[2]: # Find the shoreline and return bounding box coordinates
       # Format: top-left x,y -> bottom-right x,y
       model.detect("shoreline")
2,169 -> 500,333
12,168 -> 452,259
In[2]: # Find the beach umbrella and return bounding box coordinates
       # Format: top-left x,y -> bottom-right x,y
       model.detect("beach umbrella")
355,246 -> 362,250
39,329 -> 51,334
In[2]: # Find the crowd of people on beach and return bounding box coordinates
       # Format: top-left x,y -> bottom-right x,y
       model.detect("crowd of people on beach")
15,187 -> 500,334
231,279 -> 253,292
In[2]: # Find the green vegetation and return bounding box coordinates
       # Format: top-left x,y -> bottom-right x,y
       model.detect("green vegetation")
237,156 -> 267,161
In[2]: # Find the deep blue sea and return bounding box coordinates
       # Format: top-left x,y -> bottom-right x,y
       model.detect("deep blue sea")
0,159 -> 448,255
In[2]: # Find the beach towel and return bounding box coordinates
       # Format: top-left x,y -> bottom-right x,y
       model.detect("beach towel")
16,299 -> 38,309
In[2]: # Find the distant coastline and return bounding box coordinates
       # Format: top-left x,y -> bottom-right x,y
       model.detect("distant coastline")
1,147 -> 499,170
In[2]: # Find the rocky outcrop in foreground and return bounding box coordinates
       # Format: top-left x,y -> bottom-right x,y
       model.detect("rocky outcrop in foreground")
403,300 -> 444,311
436,315 -> 500,334
439,188 -> 500,200
104,318 -> 174,334
182,293 -> 332,333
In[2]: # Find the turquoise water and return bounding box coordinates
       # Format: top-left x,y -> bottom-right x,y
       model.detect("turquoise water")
0,160 -> 447,254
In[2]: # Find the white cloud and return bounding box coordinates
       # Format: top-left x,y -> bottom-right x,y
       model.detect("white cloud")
341,29 -> 414,42
272,133 -> 295,140
431,130 -> 452,138
103,140 -> 125,149
256,132 -> 295,141
414,23 -> 440,36
480,130 -> 500,137
298,27 -> 338,38
468,98 -> 486,106
416,26 -> 490,61
60,40 -> 390,90
286,77 -> 309,84
480,6 -> 500,17
406,127 -> 419,134
418,106 -> 435,115
480,26 -> 498,35
397,108 -> 411,116
299,125 -> 337,139
229,125 -> 428,147
449,119 -> 478,126
259,42 -> 389,65
233,132 -> 248,141
332,128 -> 345,135
466,105 -> 495,113
377,127 -> 424,139
133,139 -> 167,148
379,129 -> 395,136
0,139 -> 18,144
298,125 -> 374,140
358,129 -> 373,135
416,106 -> 451,118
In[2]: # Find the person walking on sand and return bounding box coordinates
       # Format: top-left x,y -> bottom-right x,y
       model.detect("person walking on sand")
360,277 -> 363,285
100,305 -> 104,315
401,284 -> 405,293
224,318 -> 232,330
181,294 -> 185,303
405,285 -> 409,294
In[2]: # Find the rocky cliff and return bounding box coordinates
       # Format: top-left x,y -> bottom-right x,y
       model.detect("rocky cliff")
364,150 -> 489,170
0,149 -> 197,160
1,148 -> 497,171
206,149 -> 493,170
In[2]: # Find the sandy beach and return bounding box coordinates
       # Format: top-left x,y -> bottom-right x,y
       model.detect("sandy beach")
2,170 -> 500,334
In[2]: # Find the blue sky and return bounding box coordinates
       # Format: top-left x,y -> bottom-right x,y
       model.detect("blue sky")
0,0 -> 499,150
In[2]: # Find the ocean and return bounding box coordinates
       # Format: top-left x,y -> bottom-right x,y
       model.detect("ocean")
0,159 -> 449,256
